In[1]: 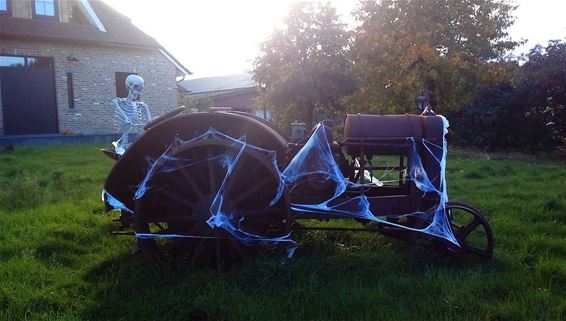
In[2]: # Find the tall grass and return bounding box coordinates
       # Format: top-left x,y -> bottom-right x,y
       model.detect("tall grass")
0,145 -> 564,321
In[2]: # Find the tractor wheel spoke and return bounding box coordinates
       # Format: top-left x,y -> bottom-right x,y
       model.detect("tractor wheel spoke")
231,176 -> 273,207
207,147 -> 218,193
178,166 -> 205,198
457,218 -> 480,240
158,188 -> 196,208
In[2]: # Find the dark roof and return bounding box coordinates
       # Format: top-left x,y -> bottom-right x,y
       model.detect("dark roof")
1,0 -> 159,49
190,87 -> 257,100
179,73 -> 255,94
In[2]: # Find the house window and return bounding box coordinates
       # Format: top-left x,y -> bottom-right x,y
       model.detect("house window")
33,0 -> 59,20
0,56 -> 25,68
67,72 -> 75,109
115,72 -> 138,98
0,55 -> 53,68
0,0 -> 11,15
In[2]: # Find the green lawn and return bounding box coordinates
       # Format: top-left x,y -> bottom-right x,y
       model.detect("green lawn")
0,144 -> 564,321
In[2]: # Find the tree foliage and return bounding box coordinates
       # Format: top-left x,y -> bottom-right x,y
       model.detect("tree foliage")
349,0 -> 519,114
447,84 -> 515,149
253,2 -> 355,129
515,40 -> 566,147
252,0 -> 563,151
449,40 -> 566,150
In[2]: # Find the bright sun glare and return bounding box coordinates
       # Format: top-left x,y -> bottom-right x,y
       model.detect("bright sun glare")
104,0 -> 566,78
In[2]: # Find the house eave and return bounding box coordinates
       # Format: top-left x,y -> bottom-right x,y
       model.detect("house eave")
159,48 -> 191,76
0,32 -> 161,51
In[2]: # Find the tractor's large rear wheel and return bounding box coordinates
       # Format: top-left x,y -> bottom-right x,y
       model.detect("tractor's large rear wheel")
133,135 -> 291,269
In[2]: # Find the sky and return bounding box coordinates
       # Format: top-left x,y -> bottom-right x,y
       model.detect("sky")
103,0 -> 566,79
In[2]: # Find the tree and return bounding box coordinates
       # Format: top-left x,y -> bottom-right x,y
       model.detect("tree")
349,0 -> 519,114
447,84 -> 515,149
512,40 -> 566,148
253,2 -> 355,129
448,41 -> 566,151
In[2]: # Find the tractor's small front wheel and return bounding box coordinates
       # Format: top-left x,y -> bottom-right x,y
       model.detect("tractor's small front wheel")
446,202 -> 494,259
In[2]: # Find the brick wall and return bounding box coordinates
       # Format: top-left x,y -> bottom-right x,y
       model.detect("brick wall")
0,39 -> 178,135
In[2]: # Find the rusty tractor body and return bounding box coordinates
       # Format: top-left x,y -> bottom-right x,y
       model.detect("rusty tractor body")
103,109 -> 494,268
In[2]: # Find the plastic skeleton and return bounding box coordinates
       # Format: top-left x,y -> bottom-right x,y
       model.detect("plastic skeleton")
112,75 -> 152,155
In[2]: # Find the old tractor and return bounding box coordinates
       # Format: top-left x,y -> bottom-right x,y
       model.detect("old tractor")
102,108 -> 494,268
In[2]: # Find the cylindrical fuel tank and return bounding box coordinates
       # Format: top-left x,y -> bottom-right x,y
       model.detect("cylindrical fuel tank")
343,114 -> 444,156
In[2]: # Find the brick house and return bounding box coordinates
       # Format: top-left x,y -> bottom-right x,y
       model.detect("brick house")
0,0 -> 190,138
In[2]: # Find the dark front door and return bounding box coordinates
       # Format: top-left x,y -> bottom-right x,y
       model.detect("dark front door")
1,64 -> 58,135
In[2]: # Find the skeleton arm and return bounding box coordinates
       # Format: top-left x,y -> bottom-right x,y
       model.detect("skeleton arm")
139,102 -> 152,122
112,98 -> 132,125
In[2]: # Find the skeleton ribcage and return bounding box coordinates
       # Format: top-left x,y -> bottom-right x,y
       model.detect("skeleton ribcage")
114,100 -> 143,132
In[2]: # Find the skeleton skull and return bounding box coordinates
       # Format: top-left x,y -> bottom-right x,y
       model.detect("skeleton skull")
125,74 -> 144,100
